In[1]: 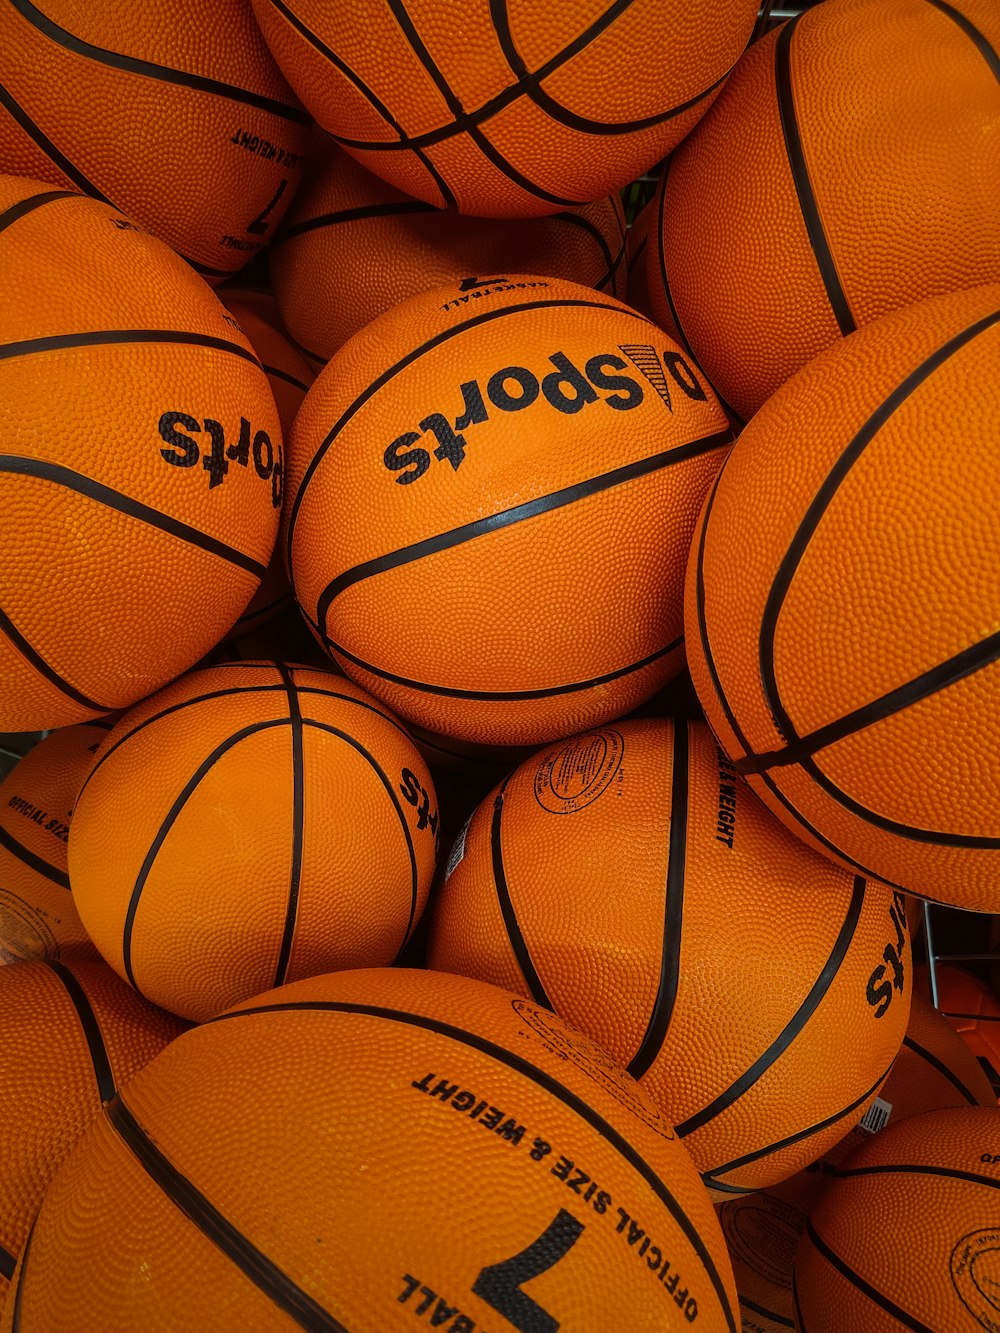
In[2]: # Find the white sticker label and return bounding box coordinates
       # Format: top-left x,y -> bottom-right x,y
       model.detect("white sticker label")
859,1096 -> 893,1135
444,816 -> 472,880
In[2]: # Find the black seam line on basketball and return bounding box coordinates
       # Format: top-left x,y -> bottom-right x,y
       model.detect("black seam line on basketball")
44,958 -> 117,1104
272,201 -> 438,248
924,0 -> 1000,80
515,68 -> 730,136
701,1054 -> 893,1185
9,1220 -> 32,1330
301,720 -> 420,953
205,998 -> 739,1333
319,629 -> 684,701
0,82 -> 115,203
121,720 -> 289,990
549,209 -> 623,295
0,188 -> 79,236
0,327 -> 262,367
677,875 -> 866,1139
261,0 -> 456,210
627,719 -> 688,1079
791,1271 -> 808,1333
284,296 -> 653,568
755,767 -> 909,890
316,428 -> 731,631
901,1034 -> 985,1105
331,0 -> 716,154
804,1221 -> 936,1332
627,233 -> 647,275
185,255 -> 239,280
235,592 -> 293,626
282,328 -> 327,367
0,822 -> 69,889
0,456 -> 268,580
798,749 -> 1000,849
273,664 -> 305,988
740,1295 -> 794,1330
0,1242 -> 14,1282
76,681 -> 290,804
826,1161 -> 1000,1190
106,1098 -> 349,1333
9,0 -> 310,125
754,308 -> 1000,761
330,0 -> 633,153
491,777 -> 553,1008
774,16 -> 855,337
740,629 -> 1000,788
654,163 -> 744,427
291,679 -> 416,742
490,0 -> 740,135
0,603 -> 109,712
261,362 -> 310,392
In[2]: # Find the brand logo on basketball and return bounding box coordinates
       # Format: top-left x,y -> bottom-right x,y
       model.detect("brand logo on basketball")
866,892 -> 908,1018
158,411 -> 282,508
950,1229 -> 1000,1326
382,345 -> 707,485
533,730 -> 624,814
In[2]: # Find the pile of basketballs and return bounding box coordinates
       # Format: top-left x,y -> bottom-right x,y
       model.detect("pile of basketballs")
0,0 -> 997,1327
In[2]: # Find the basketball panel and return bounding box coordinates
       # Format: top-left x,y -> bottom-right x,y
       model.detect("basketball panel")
771,319 -> 1000,737
654,28 -> 841,420
285,723 -> 431,979
796,0 -> 1000,326
323,461 -> 721,695
123,726 -> 296,1018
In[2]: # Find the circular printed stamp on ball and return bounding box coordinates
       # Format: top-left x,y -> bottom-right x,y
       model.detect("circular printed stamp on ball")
512,997 -> 673,1139
533,729 -> 624,814
951,1229 -> 1000,1330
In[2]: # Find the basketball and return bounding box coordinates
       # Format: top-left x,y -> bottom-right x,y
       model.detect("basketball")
3,966 -> 739,1329
685,283 -> 1000,910
285,275 -> 732,745
718,990 -> 997,1331
249,0 -> 761,217
0,177 -> 283,733
0,0 -> 309,281
0,719 -> 110,962
793,1104 -> 1000,1330
0,955 -> 185,1312
646,0 -> 1000,421
68,662 -> 440,1022
428,716 -> 912,1194
213,294 -> 315,640
270,130 -> 627,362
917,963 -> 1000,1094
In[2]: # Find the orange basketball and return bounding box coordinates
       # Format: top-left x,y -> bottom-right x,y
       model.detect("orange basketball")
0,720 -> 111,961
646,0 -> 1000,421
793,1104 -> 1000,1330
68,662 -> 439,1022
214,295 -> 315,640
2,967 -> 740,1330
249,0 -> 760,217
685,284 -> 1000,910
0,955 -> 185,1311
0,0 -> 309,280
917,963 -> 1000,1095
285,275 -> 732,745
0,177 -> 283,733
270,130 -> 627,362
428,716 -> 912,1195
718,990 -> 997,1331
